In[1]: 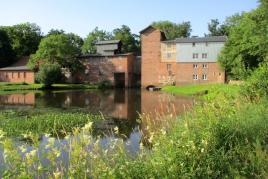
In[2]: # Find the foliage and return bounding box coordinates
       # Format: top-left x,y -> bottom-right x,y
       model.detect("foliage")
112,25 -> 140,54
0,110 -> 102,137
0,30 -> 15,67
162,84 -> 240,100
81,27 -> 112,54
98,80 -> 113,89
46,29 -> 65,36
242,61 -> 268,100
152,20 -> 192,39
207,19 -> 228,36
1,86 -> 268,178
218,3 -> 268,79
0,23 -> 42,58
35,63 -> 63,87
28,34 -> 82,72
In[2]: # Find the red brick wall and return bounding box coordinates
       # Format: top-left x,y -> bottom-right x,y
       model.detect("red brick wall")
141,28 -> 162,87
176,62 -> 225,85
141,28 -> 179,87
74,54 -> 136,87
0,71 -> 35,84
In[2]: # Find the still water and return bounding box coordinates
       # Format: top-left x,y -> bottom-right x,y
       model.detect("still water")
0,89 -> 194,165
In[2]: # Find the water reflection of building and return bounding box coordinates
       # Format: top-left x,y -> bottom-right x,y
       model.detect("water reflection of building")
0,93 -> 35,105
0,90 -> 193,141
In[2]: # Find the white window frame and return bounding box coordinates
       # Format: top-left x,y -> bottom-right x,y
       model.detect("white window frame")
193,64 -> 198,69
202,53 -> 208,59
193,74 -> 198,80
193,53 -> 198,59
202,64 -> 208,68
202,74 -> 207,80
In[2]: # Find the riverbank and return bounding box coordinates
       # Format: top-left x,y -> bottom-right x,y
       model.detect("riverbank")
162,84 -> 240,100
0,82 -> 98,92
0,84 -> 268,178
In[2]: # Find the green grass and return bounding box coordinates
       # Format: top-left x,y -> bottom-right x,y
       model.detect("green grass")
0,110 -> 103,137
162,84 -> 240,100
0,82 -> 98,92
1,83 -> 268,178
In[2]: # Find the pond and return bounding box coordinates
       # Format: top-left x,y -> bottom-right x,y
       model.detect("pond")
0,89 -> 194,171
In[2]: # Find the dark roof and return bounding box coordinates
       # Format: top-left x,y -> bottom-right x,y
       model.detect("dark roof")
162,39 -> 176,43
139,25 -> 156,34
140,25 -> 167,40
0,56 -> 32,71
176,36 -> 227,43
79,53 -> 134,58
0,66 -> 30,71
95,40 -> 121,45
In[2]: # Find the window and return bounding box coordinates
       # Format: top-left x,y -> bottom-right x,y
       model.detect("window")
193,64 -> 198,69
202,74 -> 207,80
167,53 -> 172,59
12,72 -> 14,78
202,53 -> 208,59
193,53 -> 198,59
192,43 -> 196,47
193,74 -> 198,80
202,64 -> 208,68
167,64 -> 172,71
24,72 -> 26,78
18,72 -> 20,78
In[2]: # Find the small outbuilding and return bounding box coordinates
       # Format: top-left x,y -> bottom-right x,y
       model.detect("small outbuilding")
0,57 -> 35,84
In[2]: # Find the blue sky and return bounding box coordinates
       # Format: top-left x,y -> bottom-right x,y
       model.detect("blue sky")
0,0 -> 258,38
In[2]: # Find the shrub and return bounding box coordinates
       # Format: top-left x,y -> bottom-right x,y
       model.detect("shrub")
242,62 -> 268,100
98,80 -> 113,89
35,63 -> 63,87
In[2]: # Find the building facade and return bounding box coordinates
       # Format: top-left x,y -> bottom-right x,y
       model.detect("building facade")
0,57 -> 35,84
140,26 -> 226,88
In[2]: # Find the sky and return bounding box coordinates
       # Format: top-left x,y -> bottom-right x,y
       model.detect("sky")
0,0 -> 259,38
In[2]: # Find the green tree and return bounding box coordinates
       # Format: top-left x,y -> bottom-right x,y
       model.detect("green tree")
0,23 -> 42,58
152,21 -> 192,39
82,27 -> 112,54
218,4 -> 268,79
35,63 -> 63,87
47,29 -> 65,36
207,19 -> 228,36
28,34 -> 82,72
112,25 -> 140,54
0,29 -> 15,67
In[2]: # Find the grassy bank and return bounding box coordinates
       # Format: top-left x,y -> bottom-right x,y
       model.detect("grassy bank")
0,110 -> 103,137
162,84 -> 240,100
0,82 -> 98,92
1,84 -> 268,178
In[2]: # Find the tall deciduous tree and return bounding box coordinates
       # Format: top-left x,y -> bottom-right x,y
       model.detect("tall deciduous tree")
218,2 -> 268,80
207,19 -> 228,36
112,25 -> 140,54
0,23 -> 42,58
82,27 -> 112,54
0,29 -> 15,67
152,21 -> 192,39
28,34 -> 82,72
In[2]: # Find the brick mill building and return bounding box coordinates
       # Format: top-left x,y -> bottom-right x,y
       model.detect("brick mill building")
0,57 -> 35,84
71,40 -> 141,87
0,25 -> 226,88
140,26 -> 226,88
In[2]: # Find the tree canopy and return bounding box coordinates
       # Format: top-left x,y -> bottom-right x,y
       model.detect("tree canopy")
218,1 -> 268,80
152,21 -> 192,39
0,23 -> 42,59
0,29 -> 15,67
81,27 -> 112,54
28,34 -> 82,72
112,25 -> 140,54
